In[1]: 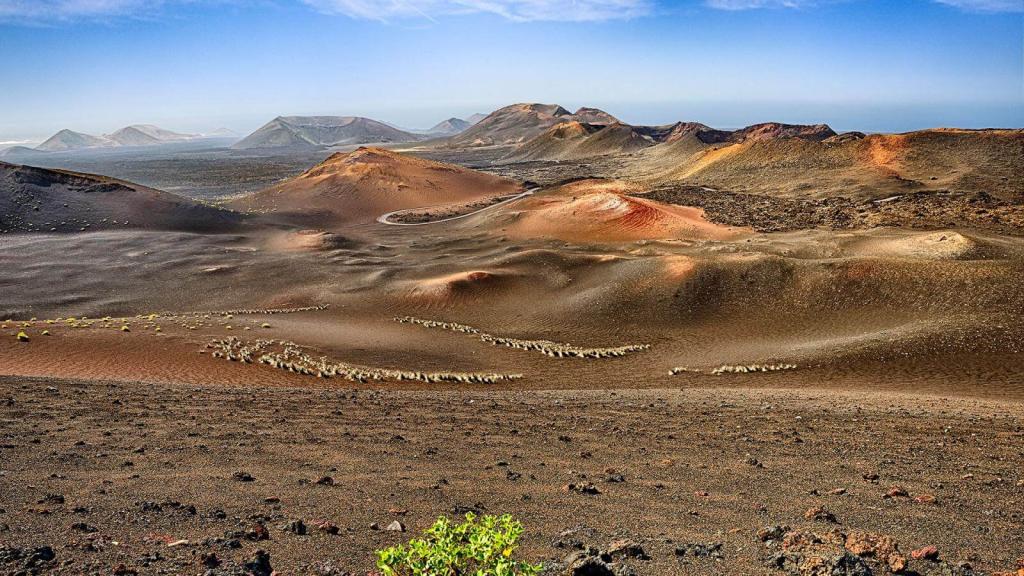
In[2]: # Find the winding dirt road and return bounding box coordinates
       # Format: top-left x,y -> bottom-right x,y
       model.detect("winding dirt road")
376,188 -> 536,226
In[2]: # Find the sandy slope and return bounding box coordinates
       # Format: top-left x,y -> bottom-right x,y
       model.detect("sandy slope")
2,216 -> 1021,401
447,103 -> 619,147
0,161 -> 241,234
506,122 -> 656,162
468,178 -> 742,243
229,147 -> 522,226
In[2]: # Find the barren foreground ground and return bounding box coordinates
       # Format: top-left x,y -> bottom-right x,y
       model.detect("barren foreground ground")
2,137 -> 1023,575
1,376 -> 1022,575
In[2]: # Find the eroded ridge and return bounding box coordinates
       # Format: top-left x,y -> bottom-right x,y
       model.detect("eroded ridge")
206,337 -> 521,384
395,316 -> 650,358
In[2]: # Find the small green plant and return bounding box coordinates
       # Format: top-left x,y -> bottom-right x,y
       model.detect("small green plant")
376,513 -> 542,576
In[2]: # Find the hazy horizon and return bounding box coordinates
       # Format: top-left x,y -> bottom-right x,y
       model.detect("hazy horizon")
1,0 -> 1021,143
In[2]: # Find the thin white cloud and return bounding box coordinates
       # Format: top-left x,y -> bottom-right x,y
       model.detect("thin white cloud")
705,0 -> 1023,11
704,0 -> 813,9
933,0 -> 1023,11
2,0 -> 1016,23
301,0 -> 653,21
0,0 -> 161,21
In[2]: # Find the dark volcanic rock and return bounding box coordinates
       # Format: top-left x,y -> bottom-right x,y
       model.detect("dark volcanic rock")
244,549 -> 273,576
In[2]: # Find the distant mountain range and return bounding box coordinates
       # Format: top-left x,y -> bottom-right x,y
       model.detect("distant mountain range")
232,116 -> 424,150
108,125 -> 196,147
446,103 -> 622,147
204,127 -> 239,138
231,113 -> 490,150
16,106 -> 1019,207
21,106 -> 624,155
506,118 -> 839,162
34,125 -> 202,152
36,129 -> 114,152
422,113 -> 487,135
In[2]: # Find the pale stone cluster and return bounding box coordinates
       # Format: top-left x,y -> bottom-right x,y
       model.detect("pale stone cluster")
669,363 -> 798,375
169,305 -> 329,316
711,363 -> 798,375
479,334 -> 649,358
207,337 -> 521,384
394,316 -> 479,334
395,316 -> 649,359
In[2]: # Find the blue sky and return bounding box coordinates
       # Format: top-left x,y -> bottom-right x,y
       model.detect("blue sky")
0,0 -> 1020,142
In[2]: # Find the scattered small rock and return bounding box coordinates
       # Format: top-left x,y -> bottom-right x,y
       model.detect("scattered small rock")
315,520 -> 340,535
804,506 -> 837,523
885,486 -> 909,498
844,531 -> 906,573
246,522 -> 270,541
200,552 -> 221,568
244,549 -> 273,576
565,482 -> 601,495
605,539 -> 649,561
675,542 -> 724,559
282,519 -> 307,535
758,525 -> 790,543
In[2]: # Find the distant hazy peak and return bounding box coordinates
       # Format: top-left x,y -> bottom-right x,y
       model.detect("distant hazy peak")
35,129 -> 114,151
232,115 -> 421,150
428,117 -> 472,134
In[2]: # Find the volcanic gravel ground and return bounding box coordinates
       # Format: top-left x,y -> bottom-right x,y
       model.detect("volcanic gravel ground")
1,376 -> 1021,574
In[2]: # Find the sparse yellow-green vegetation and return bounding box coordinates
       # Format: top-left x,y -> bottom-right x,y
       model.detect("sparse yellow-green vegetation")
376,513 -> 541,576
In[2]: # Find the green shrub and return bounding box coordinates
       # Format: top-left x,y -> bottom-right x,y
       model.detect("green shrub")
376,513 -> 542,576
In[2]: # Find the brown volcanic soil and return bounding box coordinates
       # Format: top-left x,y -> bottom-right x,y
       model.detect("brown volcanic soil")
384,193 -> 526,224
470,179 -> 743,243
631,129 -> 1024,201
2,137 -> 1024,574
640,185 -> 1024,235
229,147 -> 521,227
1,376 -> 1022,575
447,103 -> 619,148
506,122 -> 655,162
0,162 -> 241,234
